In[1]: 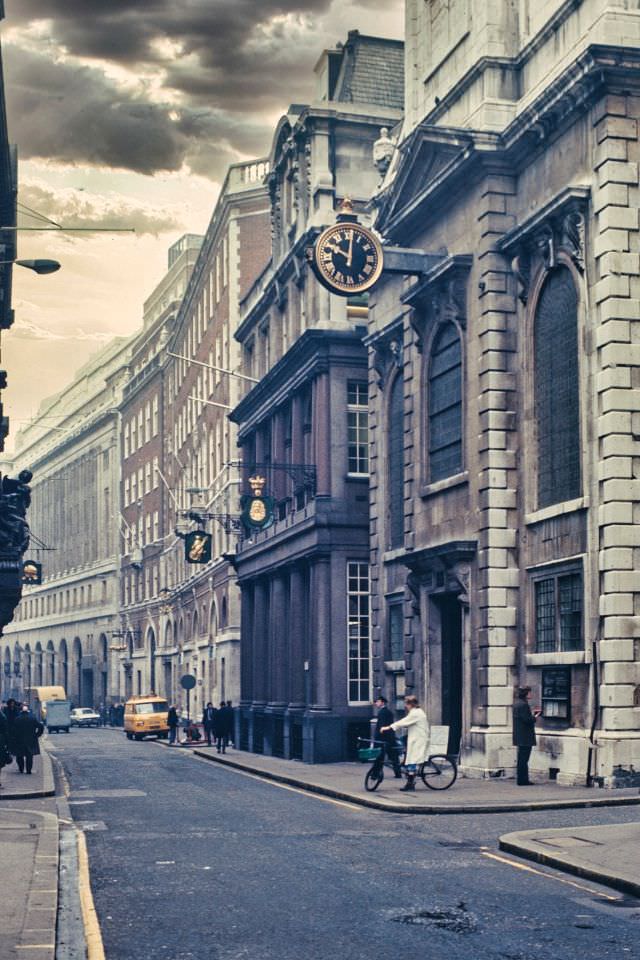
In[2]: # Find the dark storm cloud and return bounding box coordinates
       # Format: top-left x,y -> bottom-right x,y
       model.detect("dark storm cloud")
3,0 -> 400,178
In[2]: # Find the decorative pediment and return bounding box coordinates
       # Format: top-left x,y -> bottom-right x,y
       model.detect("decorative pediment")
499,186 -> 589,304
374,126 -> 496,239
402,255 -> 472,353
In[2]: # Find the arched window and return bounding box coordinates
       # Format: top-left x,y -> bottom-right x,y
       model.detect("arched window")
388,375 -> 404,549
427,322 -> 463,483
534,268 -> 581,508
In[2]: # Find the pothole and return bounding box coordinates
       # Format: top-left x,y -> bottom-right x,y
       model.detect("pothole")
389,900 -> 478,934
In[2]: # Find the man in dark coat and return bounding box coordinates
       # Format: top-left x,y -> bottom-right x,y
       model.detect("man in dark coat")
202,702 -> 217,746
512,686 -> 540,785
374,696 -> 402,778
0,706 -> 11,786
12,705 -> 44,774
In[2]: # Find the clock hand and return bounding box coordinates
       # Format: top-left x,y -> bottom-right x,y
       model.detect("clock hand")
345,229 -> 354,268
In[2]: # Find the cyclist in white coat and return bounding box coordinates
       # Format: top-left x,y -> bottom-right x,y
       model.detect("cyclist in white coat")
380,695 -> 429,791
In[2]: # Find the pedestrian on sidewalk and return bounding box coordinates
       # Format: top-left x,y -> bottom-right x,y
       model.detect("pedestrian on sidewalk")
380,695 -> 429,792
512,686 -> 541,786
4,698 -> 20,757
12,705 -> 44,775
167,705 -> 179,745
202,702 -> 217,746
374,696 -> 402,778
0,706 -> 12,787
214,701 -> 227,753
223,701 -> 234,749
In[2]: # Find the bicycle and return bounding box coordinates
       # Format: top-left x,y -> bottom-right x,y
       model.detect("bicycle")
357,738 -> 457,792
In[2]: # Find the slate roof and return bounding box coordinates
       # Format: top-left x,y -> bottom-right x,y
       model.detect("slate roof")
333,32 -> 404,111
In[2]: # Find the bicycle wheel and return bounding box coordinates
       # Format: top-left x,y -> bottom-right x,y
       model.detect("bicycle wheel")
365,766 -> 384,792
421,755 -> 457,790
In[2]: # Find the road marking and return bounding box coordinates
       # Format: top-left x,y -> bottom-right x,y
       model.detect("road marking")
77,830 -> 106,960
481,851 -> 621,901
191,755 -> 362,811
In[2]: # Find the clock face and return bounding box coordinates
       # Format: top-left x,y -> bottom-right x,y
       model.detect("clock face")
314,222 -> 383,295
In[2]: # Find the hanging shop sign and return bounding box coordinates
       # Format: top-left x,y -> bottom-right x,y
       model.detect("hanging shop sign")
240,474 -> 275,532
184,530 -> 212,565
21,559 -> 42,585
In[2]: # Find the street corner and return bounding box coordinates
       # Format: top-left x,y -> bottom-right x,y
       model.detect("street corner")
499,822 -> 640,899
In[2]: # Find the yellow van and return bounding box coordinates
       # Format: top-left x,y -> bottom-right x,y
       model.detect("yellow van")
124,695 -> 169,740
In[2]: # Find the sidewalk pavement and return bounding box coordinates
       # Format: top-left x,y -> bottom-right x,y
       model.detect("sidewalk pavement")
500,823 -> 640,898
0,738 -> 58,960
189,744 -> 640,814
0,737 -> 56,800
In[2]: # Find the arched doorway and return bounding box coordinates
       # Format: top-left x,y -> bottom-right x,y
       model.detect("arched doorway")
98,634 -> 108,705
71,638 -> 82,705
59,639 -> 68,693
3,646 -> 11,699
147,627 -> 156,694
46,640 -> 55,686
24,644 -> 32,691
35,643 -> 44,686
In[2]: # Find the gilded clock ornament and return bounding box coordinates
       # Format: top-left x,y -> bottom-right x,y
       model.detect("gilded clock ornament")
312,199 -> 384,296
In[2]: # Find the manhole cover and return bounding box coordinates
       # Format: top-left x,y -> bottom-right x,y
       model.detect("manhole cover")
390,901 -> 478,934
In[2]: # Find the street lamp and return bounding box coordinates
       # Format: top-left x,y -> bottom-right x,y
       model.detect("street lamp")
0,258 -> 61,275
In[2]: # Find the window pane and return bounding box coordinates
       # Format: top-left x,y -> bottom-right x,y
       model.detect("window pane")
534,269 -> 581,508
428,323 -> 462,482
347,562 -> 370,704
388,375 -> 404,547
558,572 -> 582,652
388,603 -> 404,661
535,578 -> 556,653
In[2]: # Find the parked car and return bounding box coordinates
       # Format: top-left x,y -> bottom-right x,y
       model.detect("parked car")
70,707 -> 101,728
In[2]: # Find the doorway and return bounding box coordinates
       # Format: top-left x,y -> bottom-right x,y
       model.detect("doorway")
435,593 -> 463,755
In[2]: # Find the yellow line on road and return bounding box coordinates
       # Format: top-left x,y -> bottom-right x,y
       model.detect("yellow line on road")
192,754 -> 362,811
77,830 -> 106,960
481,851 -> 621,901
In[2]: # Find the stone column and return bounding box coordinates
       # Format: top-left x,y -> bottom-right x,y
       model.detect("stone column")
251,579 -> 267,706
313,373 -> 331,497
473,171 -> 519,774
591,92 -> 640,777
239,583 -> 253,705
288,563 -> 306,709
310,556 -> 331,710
269,573 -> 287,707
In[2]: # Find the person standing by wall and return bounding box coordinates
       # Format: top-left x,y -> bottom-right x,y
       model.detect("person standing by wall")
512,686 -> 541,786
202,702 -> 217,747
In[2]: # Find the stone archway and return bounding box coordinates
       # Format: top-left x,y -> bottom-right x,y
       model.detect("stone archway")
3,646 -> 11,699
147,627 -> 156,694
98,634 -> 108,705
35,642 -> 44,687
46,640 -> 55,686
24,644 -> 32,691
71,638 -> 82,705
58,639 -> 68,693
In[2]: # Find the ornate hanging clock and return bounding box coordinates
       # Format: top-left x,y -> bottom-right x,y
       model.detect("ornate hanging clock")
311,199 -> 384,296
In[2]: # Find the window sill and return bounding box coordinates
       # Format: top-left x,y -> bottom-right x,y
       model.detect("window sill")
346,473 -> 369,482
420,471 -> 468,498
525,651 -> 586,666
525,496 -> 588,526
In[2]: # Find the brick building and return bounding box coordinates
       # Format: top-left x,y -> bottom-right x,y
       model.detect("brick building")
369,0 -> 640,784
115,234 -> 202,702
152,161 -> 270,718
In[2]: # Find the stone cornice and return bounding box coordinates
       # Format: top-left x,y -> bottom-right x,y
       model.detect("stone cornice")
375,44 -> 639,240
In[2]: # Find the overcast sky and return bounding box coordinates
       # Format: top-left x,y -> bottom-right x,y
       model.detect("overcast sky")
1,0 -> 403,456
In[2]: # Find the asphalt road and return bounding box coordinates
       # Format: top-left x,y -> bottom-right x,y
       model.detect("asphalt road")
51,728 -> 640,960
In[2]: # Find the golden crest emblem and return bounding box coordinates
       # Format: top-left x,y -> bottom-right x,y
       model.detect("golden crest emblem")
249,499 -> 267,523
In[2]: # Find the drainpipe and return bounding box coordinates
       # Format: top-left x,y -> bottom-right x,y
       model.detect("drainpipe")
586,631 -> 601,787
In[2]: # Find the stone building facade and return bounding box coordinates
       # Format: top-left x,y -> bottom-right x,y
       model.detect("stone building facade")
231,31 -> 403,762
369,0 -> 640,784
2,339 -> 131,706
